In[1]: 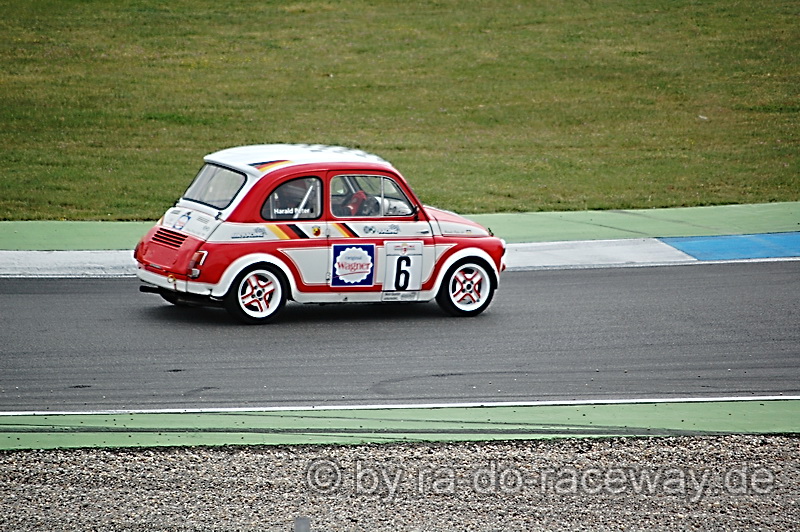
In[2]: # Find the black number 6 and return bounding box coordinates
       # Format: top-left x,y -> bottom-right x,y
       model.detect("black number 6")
394,256 -> 412,291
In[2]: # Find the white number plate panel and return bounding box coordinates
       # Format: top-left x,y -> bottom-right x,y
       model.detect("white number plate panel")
383,241 -> 424,292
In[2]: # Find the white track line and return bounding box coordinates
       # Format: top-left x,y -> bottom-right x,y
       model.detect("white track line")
1,395 -> 798,417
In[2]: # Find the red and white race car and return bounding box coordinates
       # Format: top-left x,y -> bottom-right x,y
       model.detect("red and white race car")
134,144 -> 506,323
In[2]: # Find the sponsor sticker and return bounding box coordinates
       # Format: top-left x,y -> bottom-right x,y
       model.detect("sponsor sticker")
332,245 -> 375,287
364,224 -> 401,235
231,226 -> 268,239
173,212 -> 191,230
382,291 -> 420,302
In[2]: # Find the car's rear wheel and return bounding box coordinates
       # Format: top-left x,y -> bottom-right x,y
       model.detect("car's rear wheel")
224,265 -> 288,324
436,259 -> 495,317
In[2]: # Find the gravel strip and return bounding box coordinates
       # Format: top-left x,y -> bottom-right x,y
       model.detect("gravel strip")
1,435 -> 798,531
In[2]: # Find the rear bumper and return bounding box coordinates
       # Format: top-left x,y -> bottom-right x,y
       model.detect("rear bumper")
136,264 -> 216,297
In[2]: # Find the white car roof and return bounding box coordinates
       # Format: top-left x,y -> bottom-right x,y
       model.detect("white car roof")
204,144 -> 394,176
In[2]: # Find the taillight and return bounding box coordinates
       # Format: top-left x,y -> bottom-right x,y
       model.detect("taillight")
188,250 -> 208,279
134,240 -> 147,261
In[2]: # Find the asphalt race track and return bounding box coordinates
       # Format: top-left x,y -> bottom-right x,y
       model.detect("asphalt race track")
1,261 -> 798,413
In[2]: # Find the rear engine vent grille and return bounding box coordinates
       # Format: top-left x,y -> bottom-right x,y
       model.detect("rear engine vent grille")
153,228 -> 188,248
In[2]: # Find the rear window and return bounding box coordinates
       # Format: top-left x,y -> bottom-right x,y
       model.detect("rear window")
262,176 -> 322,220
182,164 -> 246,209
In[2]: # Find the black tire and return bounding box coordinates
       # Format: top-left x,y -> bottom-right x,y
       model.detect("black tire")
224,265 -> 288,324
436,259 -> 495,317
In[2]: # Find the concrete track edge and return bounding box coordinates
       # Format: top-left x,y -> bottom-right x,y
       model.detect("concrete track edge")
1,397 -> 798,451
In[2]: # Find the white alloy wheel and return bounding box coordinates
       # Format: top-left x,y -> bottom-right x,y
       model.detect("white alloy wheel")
436,260 -> 495,317
225,266 -> 287,324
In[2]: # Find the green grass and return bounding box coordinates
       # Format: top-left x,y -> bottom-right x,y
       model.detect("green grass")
1,0 -> 797,220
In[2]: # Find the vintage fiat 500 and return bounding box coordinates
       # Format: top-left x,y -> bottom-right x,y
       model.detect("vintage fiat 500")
135,144 -> 506,323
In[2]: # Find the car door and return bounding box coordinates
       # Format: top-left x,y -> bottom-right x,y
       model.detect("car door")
259,175 -> 330,290
326,172 -> 435,301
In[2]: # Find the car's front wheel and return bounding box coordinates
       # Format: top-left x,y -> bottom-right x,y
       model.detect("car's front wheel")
436,259 -> 495,317
224,265 -> 288,324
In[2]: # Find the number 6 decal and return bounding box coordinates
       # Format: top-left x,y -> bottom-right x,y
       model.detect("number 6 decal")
384,242 -> 423,291
394,256 -> 412,291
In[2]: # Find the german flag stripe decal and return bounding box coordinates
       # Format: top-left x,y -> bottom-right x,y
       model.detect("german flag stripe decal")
286,224 -> 309,238
331,223 -> 358,238
266,224 -> 293,240
267,223 -> 356,240
250,160 -> 291,172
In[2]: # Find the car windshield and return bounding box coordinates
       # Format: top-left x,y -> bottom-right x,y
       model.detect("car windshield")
182,164 -> 246,209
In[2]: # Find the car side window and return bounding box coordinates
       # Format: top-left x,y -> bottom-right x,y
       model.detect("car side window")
261,177 -> 322,220
330,175 -> 414,218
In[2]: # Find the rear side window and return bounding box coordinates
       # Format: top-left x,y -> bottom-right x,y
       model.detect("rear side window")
262,177 -> 322,220
183,164 -> 246,210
